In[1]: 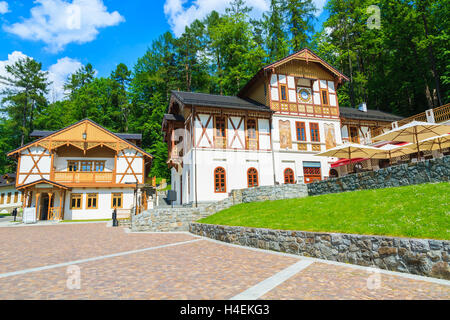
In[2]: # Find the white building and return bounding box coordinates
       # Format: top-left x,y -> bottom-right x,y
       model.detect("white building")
0,173 -> 22,213
7,119 -> 152,221
163,49 -> 400,205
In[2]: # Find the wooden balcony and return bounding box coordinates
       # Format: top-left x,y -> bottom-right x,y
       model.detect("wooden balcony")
54,172 -> 114,184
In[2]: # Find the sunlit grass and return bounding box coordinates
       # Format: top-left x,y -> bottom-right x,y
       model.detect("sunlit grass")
199,182 -> 450,240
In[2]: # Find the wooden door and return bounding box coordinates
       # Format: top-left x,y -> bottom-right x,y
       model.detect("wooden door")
303,167 -> 322,184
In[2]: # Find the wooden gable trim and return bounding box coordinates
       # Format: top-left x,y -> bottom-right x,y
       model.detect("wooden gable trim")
264,49 -> 349,81
8,119 -> 152,159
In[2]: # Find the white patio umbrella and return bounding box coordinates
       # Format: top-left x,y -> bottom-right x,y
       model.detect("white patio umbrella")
405,134 -> 450,154
372,121 -> 450,160
315,143 -> 382,160
370,143 -> 415,164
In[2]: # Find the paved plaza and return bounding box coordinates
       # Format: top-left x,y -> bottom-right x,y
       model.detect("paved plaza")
0,223 -> 449,300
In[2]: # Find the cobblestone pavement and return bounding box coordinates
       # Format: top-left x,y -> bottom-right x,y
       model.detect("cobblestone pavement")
0,223 -> 448,300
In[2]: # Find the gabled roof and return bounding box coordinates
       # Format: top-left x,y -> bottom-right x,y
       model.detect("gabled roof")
171,91 -> 273,113
163,114 -> 185,122
339,107 -> 403,122
0,173 -> 16,188
16,179 -> 71,191
263,48 -> 349,80
8,119 -> 152,159
30,130 -> 142,141
238,48 -> 349,98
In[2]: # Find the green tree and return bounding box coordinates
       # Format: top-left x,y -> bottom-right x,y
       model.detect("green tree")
284,0 -> 317,52
0,57 -> 50,146
111,63 -> 132,132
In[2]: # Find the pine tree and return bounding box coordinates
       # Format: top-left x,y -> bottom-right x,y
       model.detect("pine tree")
0,57 -> 50,146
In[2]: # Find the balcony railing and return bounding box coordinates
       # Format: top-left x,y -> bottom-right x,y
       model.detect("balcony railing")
54,172 -> 114,184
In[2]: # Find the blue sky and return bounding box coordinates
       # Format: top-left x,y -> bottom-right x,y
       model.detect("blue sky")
0,0 -> 329,101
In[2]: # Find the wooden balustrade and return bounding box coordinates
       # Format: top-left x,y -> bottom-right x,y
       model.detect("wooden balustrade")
434,103 -> 450,123
54,171 -> 113,184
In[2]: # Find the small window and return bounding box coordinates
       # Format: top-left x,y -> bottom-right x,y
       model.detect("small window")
280,84 -> 288,101
310,123 -> 320,142
247,119 -> 257,140
215,117 -> 226,138
246,119 -> 258,150
111,193 -> 123,209
94,161 -> 105,172
0,194 -> 4,205
14,192 -> 18,203
87,193 -> 98,209
215,116 -> 227,149
284,168 -> 295,184
296,122 -> 306,141
320,89 -> 329,106
68,161 -> 79,172
7,193 -> 11,204
80,161 -> 92,172
350,127 -> 359,143
247,168 -> 259,188
214,167 -> 226,193
70,194 -> 83,210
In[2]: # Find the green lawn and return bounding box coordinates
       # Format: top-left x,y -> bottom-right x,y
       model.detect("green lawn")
199,182 -> 450,240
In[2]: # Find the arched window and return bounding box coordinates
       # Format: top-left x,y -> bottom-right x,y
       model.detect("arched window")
284,168 -> 295,184
247,168 -> 259,188
329,169 -> 338,178
214,167 -> 226,193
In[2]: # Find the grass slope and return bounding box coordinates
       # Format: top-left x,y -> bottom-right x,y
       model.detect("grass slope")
199,182 -> 450,240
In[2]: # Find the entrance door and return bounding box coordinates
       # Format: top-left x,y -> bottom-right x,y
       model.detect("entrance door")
303,167 -> 322,184
40,194 -> 49,220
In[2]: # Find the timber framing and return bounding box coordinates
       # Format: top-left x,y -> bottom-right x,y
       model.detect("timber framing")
7,119 -> 153,159
238,48 -> 350,98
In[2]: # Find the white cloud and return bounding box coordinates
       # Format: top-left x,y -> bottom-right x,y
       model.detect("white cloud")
164,0 -> 327,37
164,0 -> 269,37
0,1 -> 9,14
0,51 -> 83,103
3,0 -> 124,53
0,51 -> 28,92
47,57 -> 82,102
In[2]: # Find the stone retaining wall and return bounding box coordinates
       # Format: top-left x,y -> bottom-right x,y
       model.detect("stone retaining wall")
308,156 -> 450,196
190,223 -> 450,280
132,184 -> 308,232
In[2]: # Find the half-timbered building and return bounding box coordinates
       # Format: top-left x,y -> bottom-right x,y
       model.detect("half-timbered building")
7,119 -> 152,221
163,92 -> 274,204
163,48 -> 403,205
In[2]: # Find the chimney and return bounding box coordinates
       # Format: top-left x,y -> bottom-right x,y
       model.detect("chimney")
358,102 -> 367,112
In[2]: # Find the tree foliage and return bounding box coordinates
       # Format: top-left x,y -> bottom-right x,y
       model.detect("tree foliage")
0,0 -> 448,179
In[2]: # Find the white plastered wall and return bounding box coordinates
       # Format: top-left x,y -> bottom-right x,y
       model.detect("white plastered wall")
0,187 -> 22,210
115,149 -> 144,184
172,148 -> 275,204
18,146 -> 51,185
63,188 -> 135,220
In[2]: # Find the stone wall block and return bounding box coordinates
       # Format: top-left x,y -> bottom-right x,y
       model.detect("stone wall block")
190,223 -> 449,280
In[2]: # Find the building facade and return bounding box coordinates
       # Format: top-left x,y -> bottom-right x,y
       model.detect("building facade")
7,119 -> 152,221
0,173 -> 22,213
163,49 -> 405,205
